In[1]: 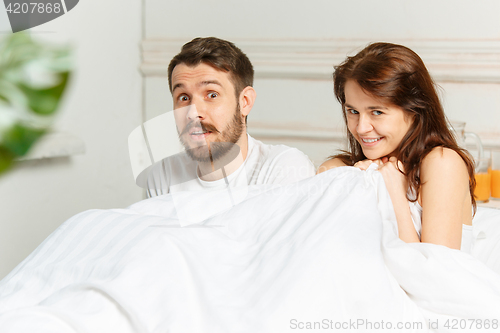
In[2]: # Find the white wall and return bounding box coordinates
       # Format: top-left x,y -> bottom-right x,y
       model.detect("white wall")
0,1 -> 143,278
146,0 -> 500,40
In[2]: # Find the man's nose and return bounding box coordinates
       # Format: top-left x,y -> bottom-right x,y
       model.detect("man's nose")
357,114 -> 373,134
185,104 -> 201,121
186,98 -> 206,121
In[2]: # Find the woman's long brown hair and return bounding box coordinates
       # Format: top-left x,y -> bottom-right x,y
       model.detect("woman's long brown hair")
332,42 -> 476,211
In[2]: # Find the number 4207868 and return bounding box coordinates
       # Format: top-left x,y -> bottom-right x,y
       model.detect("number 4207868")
6,3 -> 62,14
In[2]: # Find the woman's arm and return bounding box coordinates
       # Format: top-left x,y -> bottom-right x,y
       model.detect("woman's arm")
419,147 -> 471,249
317,158 -> 347,174
378,157 -> 420,243
317,157 -> 382,174
321,156 -> 420,243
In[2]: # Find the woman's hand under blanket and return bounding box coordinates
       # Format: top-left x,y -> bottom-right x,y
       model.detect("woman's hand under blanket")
353,159 -> 383,170
355,157 -> 421,244
377,157 -> 407,202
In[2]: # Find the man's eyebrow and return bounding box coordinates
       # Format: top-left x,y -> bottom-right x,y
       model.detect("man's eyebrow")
172,80 -> 222,93
172,83 -> 183,93
200,80 -> 222,87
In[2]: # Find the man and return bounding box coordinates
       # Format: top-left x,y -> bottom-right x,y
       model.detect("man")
140,37 -> 315,197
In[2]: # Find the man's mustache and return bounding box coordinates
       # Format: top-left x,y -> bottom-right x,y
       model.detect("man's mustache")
179,121 -> 220,136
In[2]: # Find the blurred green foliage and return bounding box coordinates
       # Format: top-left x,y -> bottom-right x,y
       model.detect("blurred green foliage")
0,33 -> 71,175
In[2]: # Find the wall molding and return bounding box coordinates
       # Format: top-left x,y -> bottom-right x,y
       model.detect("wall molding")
248,126 -> 500,150
248,126 -> 344,143
16,132 -> 86,161
141,38 -> 500,83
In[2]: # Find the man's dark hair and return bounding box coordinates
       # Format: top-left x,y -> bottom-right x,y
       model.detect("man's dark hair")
168,37 -> 254,98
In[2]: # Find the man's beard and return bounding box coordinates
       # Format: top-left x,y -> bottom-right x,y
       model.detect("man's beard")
179,104 -> 244,163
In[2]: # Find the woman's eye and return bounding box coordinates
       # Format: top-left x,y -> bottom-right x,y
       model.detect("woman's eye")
208,92 -> 218,99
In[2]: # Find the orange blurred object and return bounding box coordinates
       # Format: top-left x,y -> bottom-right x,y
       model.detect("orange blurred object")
491,169 -> 500,199
475,172 -> 491,202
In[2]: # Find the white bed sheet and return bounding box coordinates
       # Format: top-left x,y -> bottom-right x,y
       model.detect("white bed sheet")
1,167 -> 500,332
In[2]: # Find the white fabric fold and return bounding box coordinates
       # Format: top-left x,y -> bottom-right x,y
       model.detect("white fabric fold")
0,167 -> 499,332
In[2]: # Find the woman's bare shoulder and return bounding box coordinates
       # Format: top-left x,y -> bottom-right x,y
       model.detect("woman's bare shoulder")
422,147 -> 466,168
421,147 -> 468,181
317,158 -> 348,174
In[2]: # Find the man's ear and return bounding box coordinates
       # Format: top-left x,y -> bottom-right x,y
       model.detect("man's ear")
238,86 -> 256,117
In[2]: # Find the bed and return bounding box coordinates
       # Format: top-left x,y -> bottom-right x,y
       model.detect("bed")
0,167 -> 499,332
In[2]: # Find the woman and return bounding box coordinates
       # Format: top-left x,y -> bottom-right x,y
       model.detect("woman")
318,42 -> 475,251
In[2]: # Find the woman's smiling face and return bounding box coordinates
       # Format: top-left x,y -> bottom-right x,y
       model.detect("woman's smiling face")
344,80 -> 414,160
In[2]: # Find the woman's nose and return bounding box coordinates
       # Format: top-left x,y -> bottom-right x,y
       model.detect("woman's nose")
357,114 -> 373,134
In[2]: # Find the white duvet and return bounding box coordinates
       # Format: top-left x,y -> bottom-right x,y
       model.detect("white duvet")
1,167 -> 500,332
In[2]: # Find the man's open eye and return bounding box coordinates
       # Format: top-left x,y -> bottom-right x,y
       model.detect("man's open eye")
178,95 -> 189,102
347,109 -> 358,115
372,110 -> 383,116
207,92 -> 218,99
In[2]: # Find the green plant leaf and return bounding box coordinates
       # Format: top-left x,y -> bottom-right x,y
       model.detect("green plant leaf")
19,72 -> 70,115
2,124 -> 46,157
0,146 -> 15,174
0,33 -> 72,176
